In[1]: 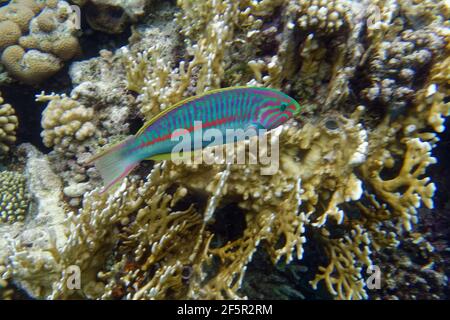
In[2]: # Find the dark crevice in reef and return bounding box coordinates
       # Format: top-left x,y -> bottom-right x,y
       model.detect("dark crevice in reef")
77,10 -> 131,59
432,118 -> 450,207
127,116 -> 144,135
4,282 -> 33,300
426,118 -> 450,230
209,203 -> 247,248
0,83 -> 62,154
428,119 -> 450,299
347,19 -> 387,126
443,95 -> 449,104
348,56 -> 386,121
241,230 -> 333,300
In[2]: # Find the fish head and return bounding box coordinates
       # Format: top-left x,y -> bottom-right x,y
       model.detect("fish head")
254,89 -> 301,129
265,96 -> 301,128
278,96 -> 301,117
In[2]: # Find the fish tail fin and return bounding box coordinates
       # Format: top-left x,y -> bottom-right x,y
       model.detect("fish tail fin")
86,136 -> 139,193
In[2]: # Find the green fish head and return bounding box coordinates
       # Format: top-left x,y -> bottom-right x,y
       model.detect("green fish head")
279,96 -> 301,116
291,99 -> 302,116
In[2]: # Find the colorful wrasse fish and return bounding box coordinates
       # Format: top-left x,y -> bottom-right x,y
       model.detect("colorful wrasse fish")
88,86 -> 301,192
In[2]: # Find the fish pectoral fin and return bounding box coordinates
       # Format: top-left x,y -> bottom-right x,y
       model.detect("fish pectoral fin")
246,122 -> 265,131
245,122 -> 266,135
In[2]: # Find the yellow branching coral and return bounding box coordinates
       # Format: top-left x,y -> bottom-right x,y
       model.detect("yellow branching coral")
310,225 -> 372,300
361,136 -> 437,231
49,176 -> 144,299
125,0 -> 241,120
413,45 -> 450,133
73,111 -> 368,300
0,0 -> 448,301
6,110 -> 368,300
124,44 -> 203,117
359,24 -> 449,233
45,162 -> 211,299
75,0 -> 450,300
110,0 -> 450,300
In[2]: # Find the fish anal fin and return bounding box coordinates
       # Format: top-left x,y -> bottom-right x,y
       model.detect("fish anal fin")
147,153 -> 173,161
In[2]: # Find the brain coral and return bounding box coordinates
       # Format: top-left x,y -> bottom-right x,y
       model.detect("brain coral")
0,170 -> 29,224
0,0 -> 80,84
0,93 -> 18,157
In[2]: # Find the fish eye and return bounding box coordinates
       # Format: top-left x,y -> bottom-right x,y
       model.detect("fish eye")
280,102 -> 288,111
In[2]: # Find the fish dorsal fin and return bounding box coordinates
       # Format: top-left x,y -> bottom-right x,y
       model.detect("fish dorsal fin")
137,86 -> 274,136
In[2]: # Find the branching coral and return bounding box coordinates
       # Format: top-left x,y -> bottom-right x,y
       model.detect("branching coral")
361,135 -> 437,231
47,110 -> 369,300
125,0 -> 359,119
359,18 -> 449,234
124,0 -> 242,120
0,93 -> 18,157
0,0 -> 80,84
0,0 -> 448,301
310,225 -> 372,300
413,44 -> 450,134
101,0 -> 450,300
0,111 -> 370,300
38,93 -> 97,155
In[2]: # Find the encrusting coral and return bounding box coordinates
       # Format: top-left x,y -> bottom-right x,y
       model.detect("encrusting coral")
361,25 -> 445,116
0,0 -> 80,84
0,93 -> 18,157
295,0 -> 353,35
0,0 -> 448,300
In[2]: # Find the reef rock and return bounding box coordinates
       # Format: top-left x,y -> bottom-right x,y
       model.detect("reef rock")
0,143 -> 67,298
79,0 -> 151,34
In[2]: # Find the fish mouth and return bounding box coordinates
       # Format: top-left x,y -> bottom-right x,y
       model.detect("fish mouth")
292,106 -> 302,115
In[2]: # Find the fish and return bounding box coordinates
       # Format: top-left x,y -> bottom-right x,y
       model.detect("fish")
87,86 -> 301,192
